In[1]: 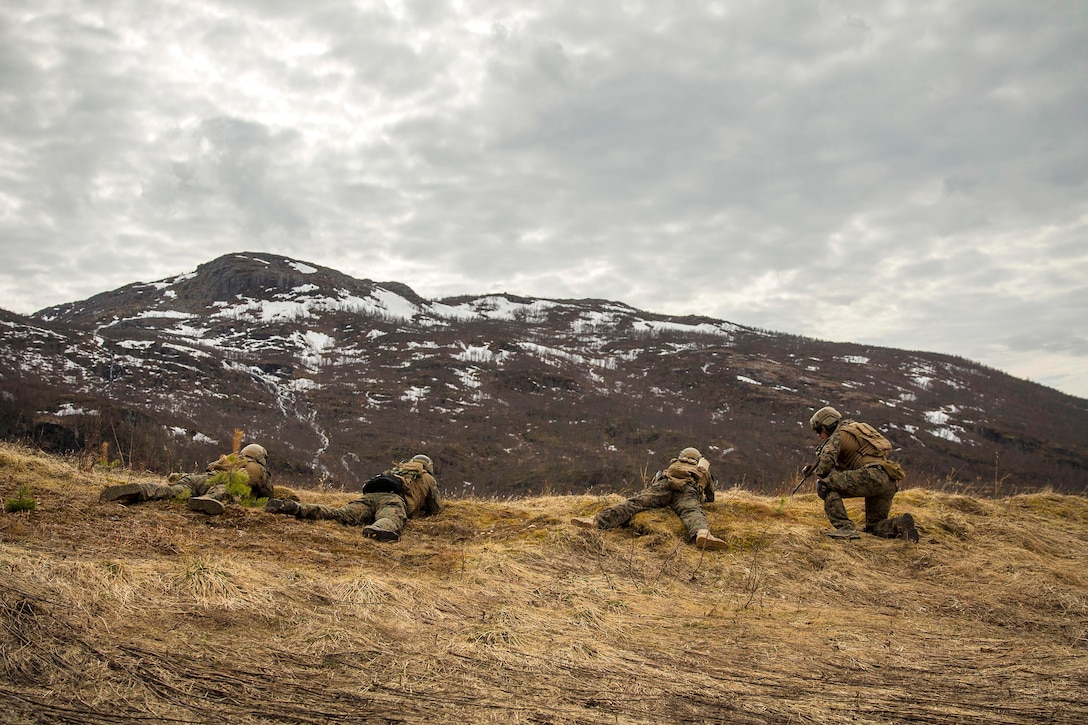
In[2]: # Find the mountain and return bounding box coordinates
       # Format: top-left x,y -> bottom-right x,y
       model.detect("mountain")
1,251 -> 1085,496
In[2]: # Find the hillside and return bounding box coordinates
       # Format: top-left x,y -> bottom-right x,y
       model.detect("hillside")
1,443 -> 1086,724
2,252 -> 1086,498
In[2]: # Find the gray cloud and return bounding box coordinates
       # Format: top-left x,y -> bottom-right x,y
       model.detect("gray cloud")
1,0 -> 1086,398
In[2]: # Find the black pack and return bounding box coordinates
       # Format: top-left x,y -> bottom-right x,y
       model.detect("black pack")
361,473 -> 404,496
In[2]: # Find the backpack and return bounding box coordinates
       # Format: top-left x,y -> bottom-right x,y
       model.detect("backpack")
841,421 -> 906,482
361,473 -> 405,496
841,421 -> 893,457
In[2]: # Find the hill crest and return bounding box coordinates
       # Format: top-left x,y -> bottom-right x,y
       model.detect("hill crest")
1,251 -> 1085,495
1,443 -> 1086,723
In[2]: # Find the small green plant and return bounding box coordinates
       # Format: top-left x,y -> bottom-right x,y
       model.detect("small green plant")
203,467 -> 252,499
4,484 -> 37,513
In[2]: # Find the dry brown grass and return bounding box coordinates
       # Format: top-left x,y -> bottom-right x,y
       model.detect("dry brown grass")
1,441 -> 1086,724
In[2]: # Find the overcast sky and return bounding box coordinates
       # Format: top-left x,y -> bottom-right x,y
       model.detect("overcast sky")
1,1 -> 1086,399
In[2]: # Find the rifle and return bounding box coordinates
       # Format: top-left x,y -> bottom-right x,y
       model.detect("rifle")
790,464 -> 816,495
792,435 -> 831,495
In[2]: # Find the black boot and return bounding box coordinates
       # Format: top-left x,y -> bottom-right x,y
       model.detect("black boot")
893,513 -> 920,543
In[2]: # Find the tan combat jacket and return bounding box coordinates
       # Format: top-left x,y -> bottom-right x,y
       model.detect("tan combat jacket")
389,460 -> 443,518
813,418 -> 885,478
206,452 -> 274,499
661,458 -> 715,501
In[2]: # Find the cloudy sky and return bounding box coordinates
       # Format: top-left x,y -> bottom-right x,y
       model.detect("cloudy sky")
1,1 -> 1086,399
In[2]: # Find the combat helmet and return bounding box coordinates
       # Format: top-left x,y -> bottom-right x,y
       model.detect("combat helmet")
809,406 -> 842,433
410,454 -> 434,474
678,447 -> 702,464
240,443 -> 268,464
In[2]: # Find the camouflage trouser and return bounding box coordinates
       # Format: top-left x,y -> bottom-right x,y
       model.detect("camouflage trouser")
133,473 -> 241,503
131,480 -> 195,501
295,492 -> 407,537
820,465 -> 899,536
596,481 -> 710,540
173,473 -> 244,502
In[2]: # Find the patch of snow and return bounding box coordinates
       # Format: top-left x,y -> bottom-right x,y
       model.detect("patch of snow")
737,375 -> 762,385
930,428 -> 962,443
289,261 -> 318,274
51,403 -> 98,416
131,309 -> 194,320
117,340 -> 155,350
401,386 -> 429,404
454,344 -> 509,364
924,410 -> 950,425
162,342 -> 211,358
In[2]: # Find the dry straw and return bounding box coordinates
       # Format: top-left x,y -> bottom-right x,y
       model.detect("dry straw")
0,441 -> 1086,723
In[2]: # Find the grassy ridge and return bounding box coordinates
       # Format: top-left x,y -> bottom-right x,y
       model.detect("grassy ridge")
1,442 -> 1086,724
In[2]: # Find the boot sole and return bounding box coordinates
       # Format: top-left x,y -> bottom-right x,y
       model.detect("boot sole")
189,497 -> 226,516
99,483 -> 145,503
898,514 -> 920,543
363,526 -> 400,542
695,536 -> 728,551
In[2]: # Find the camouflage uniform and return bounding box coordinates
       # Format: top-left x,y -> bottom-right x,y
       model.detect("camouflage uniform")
271,459 -> 441,542
590,455 -> 719,543
99,445 -> 272,513
813,418 -> 908,538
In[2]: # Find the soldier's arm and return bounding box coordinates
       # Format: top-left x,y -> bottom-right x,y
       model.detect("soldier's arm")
813,433 -> 841,478
205,454 -> 234,473
247,462 -> 274,499
697,460 -> 715,502
421,476 -> 442,515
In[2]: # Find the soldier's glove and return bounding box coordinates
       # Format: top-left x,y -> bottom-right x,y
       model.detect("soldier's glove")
704,489 -> 715,503
816,479 -> 830,500
801,463 -> 814,477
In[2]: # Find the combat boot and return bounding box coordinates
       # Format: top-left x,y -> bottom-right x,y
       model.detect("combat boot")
694,529 -> 728,551
188,495 -> 225,516
100,483 -> 146,504
570,516 -> 598,529
100,483 -> 176,504
826,527 -> 861,540
893,513 -> 920,543
265,498 -> 300,516
363,524 -> 400,542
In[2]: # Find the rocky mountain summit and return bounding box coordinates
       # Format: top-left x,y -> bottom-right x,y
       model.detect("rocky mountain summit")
1,252 -> 1085,495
